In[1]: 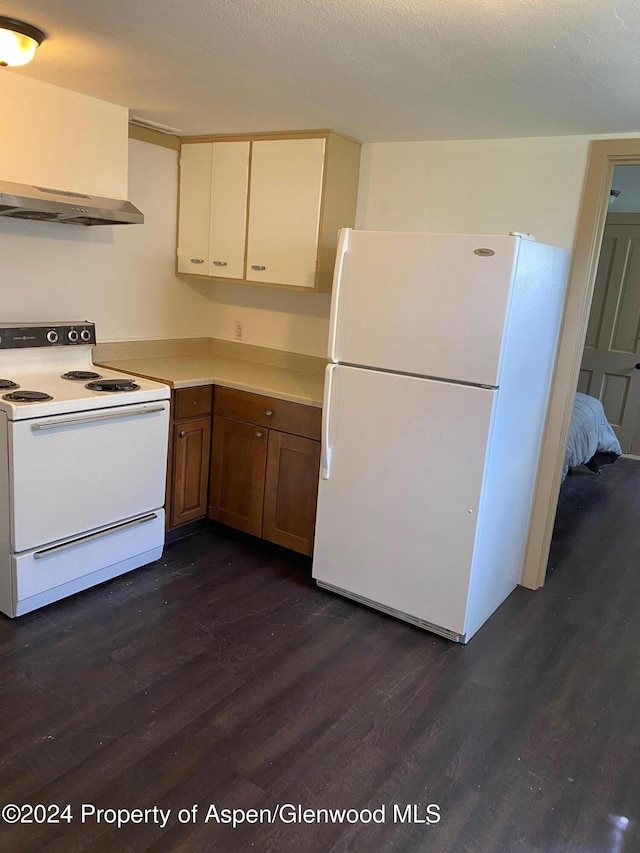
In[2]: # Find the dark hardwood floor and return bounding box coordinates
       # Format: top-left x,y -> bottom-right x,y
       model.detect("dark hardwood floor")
1,460 -> 639,852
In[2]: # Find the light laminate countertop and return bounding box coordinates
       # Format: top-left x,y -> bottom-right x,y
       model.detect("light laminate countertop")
93,338 -> 326,407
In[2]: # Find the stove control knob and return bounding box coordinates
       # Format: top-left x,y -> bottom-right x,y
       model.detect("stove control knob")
47,329 -> 59,344
68,329 -> 79,343
80,328 -> 92,342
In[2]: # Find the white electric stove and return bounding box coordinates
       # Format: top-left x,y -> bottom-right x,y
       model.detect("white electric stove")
0,321 -> 171,617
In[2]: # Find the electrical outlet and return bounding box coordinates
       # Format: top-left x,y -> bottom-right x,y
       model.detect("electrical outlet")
234,321 -> 243,340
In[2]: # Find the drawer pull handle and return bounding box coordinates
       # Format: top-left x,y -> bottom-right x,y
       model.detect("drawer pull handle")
212,260 -> 228,267
266,410 -> 273,417
31,405 -> 166,431
179,430 -> 187,437
251,264 -> 266,271
34,514 -> 158,560
256,431 -> 263,439
190,258 -> 205,264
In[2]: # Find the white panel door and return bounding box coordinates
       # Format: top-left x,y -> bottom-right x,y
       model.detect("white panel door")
330,230 -> 518,386
177,143 -> 213,274
209,141 -> 250,280
579,221 -> 640,452
246,138 -> 325,287
313,365 -> 496,636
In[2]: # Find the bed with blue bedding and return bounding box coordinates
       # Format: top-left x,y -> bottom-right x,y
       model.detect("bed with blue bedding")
563,392 -> 622,480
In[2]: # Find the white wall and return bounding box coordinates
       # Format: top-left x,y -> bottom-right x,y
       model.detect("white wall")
202,283 -> 331,356
203,135 -> 591,356
0,72 -> 129,198
0,139 -> 211,342
0,73 -> 211,343
204,135 -> 593,357
356,136 -> 592,250
0,110 -> 624,354
609,164 -> 640,213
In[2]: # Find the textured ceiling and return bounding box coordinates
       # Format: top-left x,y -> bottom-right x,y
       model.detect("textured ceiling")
2,0 -> 640,141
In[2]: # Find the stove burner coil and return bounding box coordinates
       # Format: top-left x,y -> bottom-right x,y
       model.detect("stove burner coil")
3,390 -> 53,402
0,379 -> 19,390
85,378 -> 140,393
61,371 -> 102,381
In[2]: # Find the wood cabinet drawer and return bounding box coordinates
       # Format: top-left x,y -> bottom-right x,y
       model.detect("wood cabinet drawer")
214,386 -> 321,440
174,386 -> 213,420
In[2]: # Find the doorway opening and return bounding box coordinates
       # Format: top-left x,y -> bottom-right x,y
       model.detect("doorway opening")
522,138 -> 640,590
578,165 -> 640,455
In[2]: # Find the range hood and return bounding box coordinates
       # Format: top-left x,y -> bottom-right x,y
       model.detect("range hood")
0,180 -> 143,226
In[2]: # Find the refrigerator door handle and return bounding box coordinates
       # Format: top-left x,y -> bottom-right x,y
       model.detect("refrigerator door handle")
327,228 -> 350,362
321,363 -> 337,479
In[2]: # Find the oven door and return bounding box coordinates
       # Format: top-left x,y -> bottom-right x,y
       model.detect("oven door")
9,401 -> 169,552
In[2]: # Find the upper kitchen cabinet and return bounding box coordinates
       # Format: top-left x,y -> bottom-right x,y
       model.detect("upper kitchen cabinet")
177,140 -> 249,280
176,131 -> 361,293
246,138 -> 324,288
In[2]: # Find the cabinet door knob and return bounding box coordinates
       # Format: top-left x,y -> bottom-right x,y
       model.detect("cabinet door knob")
179,430 -> 187,437
266,410 -> 273,417
255,431 -> 263,438
190,258 -> 205,264
212,260 -> 228,267
251,265 -> 266,271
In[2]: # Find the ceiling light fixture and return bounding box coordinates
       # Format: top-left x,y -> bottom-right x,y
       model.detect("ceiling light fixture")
609,189 -> 621,205
0,16 -> 46,67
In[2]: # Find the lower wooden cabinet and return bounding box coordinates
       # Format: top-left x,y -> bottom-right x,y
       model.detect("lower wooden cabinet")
209,415 -> 267,536
165,384 -> 321,552
208,387 -> 321,555
171,416 -> 211,527
262,430 -> 321,553
166,386 -> 213,530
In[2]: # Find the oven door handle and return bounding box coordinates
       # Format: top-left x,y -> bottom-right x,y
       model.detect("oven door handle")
30,404 -> 167,431
33,513 -> 159,560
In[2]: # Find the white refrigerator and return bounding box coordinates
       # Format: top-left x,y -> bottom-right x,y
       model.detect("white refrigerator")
312,229 -> 569,642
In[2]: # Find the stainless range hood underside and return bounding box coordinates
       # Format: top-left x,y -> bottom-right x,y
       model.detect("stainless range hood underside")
0,180 -> 143,226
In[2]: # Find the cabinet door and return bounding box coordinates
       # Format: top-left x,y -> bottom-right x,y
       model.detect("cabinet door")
262,432 -> 321,555
171,417 -> 212,527
177,143 -> 212,274
209,416 -> 267,536
246,138 -> 325,288
209,141 -> 250,280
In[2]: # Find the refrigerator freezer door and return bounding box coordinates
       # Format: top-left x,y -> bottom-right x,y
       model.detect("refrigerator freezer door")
329,230 -> 518,387
312,365 -> 496,638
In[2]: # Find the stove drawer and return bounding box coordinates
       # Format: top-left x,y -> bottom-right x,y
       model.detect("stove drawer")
11,510 -> 165,615
9,402 -> 169,553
